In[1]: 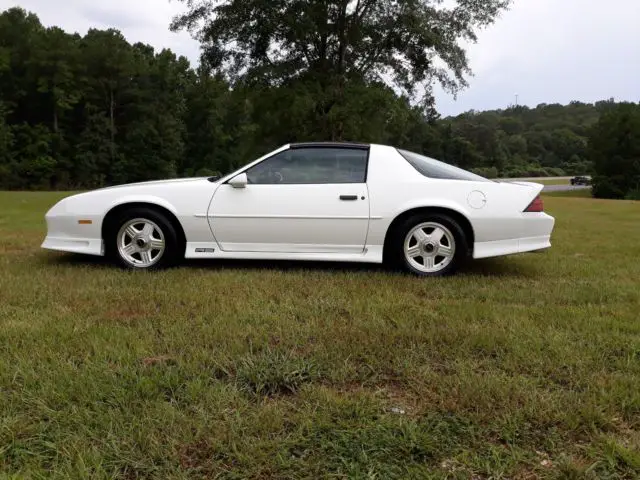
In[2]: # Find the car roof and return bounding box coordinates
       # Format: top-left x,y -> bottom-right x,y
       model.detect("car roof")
289,141 -> 370,150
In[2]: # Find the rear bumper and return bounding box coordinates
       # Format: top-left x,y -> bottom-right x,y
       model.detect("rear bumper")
473,235 -> 551,259
473,212 -> 555,259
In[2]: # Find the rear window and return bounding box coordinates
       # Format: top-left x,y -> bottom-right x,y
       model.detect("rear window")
397,149 -> 492,182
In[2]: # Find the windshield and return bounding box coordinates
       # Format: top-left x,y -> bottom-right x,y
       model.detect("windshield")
397,149 -> 492,182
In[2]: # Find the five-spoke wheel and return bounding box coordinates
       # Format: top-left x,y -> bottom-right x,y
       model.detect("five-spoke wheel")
390,213 -> 468,276
117,218 -> 166,268
403,222 -> 456,274
106,207 -> 181,270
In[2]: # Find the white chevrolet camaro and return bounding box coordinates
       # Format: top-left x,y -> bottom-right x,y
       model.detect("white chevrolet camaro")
42,142 -> 555,276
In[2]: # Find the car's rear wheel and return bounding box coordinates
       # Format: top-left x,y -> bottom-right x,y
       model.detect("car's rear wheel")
106,207 -> 180,270
390,214 -> 469,277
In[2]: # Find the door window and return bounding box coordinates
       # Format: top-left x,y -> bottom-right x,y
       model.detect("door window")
245,147 -> 368,184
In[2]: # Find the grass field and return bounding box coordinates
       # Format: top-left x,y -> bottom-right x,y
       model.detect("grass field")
544,188 -> 593,198
1,191 -> 639,479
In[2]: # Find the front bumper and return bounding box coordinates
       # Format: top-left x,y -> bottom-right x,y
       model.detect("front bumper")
41,236 -> 104,256
41,199 -> 104,256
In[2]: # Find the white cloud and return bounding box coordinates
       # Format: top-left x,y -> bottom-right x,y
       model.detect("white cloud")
2,0 -> 639,116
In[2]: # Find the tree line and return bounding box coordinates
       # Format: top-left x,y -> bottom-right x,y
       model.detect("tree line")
0,5 -> 637,197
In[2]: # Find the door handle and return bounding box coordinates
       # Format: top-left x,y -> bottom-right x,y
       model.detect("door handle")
339,195 -> 358,201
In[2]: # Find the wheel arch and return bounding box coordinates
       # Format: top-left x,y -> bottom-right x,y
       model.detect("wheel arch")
101,202 -> 187,255
382,206 -> 475,263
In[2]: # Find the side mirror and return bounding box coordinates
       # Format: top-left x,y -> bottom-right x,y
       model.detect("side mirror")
229,173 -> 248,189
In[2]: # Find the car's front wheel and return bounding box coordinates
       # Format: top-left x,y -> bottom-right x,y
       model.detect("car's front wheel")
390,214 -> 469,277
106,207 -> 180,270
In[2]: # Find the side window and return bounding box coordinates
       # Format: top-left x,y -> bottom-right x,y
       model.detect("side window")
246,147 -> 368,184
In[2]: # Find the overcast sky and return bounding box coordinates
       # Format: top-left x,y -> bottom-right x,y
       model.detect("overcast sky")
1,0 -> 638,116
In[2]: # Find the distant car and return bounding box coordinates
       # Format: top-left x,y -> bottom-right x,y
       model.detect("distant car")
571,176 -> 591,186
41,142 -> 555,276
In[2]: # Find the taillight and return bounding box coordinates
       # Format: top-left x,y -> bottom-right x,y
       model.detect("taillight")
524,195 -> 544,212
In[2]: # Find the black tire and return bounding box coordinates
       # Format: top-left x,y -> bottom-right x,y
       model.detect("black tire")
105,207 -> 181,270
388,213 -> 469,277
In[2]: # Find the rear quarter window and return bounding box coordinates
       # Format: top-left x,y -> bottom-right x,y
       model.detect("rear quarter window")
397,149 -> 492,182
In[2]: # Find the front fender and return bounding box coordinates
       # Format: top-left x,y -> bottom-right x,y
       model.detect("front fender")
104,195 -> 179,218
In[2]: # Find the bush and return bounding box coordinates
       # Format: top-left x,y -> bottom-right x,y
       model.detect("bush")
592,176 -> 626,199
589,103 -> 640,199
546,167 -> 567,177
625,188 -> 640,200
194,167 -> 220,177
471,166 -> 498,178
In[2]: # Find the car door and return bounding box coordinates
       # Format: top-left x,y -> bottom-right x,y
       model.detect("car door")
208,145 -> 370,254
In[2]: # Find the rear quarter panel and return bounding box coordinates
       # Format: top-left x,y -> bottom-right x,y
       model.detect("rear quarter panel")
365,145 -> 543,247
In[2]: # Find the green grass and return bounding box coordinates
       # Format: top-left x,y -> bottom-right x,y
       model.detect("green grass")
1,191 -> 639,479
543,188 -> 593,198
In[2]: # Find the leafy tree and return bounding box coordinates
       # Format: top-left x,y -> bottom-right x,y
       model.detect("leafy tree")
505,134 -> 527,156
589,103 -> 640,199
116,46 -> 188,182
80,28 -> 136,176
0,102 -> 14,185
10,123 -> 56,189
0,6 -> 638,192
0,7 -> 44,121
499,116 -> 524,135
443,101 -> 603,177
73,105 -> 112,188
28,27 -> 80,133
171,0 -> 512,139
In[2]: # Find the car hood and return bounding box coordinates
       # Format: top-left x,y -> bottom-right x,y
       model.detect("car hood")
92,177 -> 212,192
46,176 -> 219,215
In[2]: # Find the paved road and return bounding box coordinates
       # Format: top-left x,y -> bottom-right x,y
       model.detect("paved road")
507,176 -> 574,182
543,184 -> 591,192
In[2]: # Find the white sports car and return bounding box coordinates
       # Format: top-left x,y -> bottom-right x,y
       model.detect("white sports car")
42,142 -> 555,276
